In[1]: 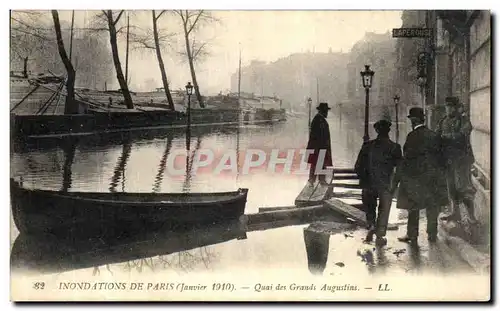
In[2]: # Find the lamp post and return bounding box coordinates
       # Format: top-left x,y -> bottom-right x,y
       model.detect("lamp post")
185,82 -> 193,126
360,65 -> 375,142
338,102 -> 343,126
307,97 -> 312,129
393,95 -> 400,144
417,52 -> 428,125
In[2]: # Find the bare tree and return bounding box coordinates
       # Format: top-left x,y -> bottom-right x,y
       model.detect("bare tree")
174,10 -> 218,108
152,10 -> 175,110
93,10 -> 134,109
10,11 -> 49,77
132,10 -> 176,110
51,10 -> 78,114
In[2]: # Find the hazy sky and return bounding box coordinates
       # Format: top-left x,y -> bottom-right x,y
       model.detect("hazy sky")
54,10 -> 402,94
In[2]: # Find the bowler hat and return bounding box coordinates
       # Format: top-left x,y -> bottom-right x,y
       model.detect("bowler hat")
374,119 -> 392,130
316,102 -> 331,111
407,107 -> 425,120
445,96 -> 460,106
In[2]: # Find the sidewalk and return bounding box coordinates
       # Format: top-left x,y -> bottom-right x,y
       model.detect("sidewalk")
438,218 -> 490,275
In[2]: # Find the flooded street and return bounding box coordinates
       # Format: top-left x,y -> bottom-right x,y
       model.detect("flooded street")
10,114 -> 384,217
10,114 -> 476,282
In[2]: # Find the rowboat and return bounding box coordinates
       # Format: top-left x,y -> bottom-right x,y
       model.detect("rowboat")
10,178 -> 249,238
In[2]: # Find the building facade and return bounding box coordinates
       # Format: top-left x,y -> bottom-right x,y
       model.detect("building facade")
431,11 -> 491,235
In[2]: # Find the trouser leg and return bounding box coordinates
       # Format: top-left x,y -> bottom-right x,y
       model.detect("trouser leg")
407,208 -> 420,239
426,206 -> 439,238
445,166 -> 462,220
318,162 -> 327,183
375,190 -> 392,238
463,197 -> 477,222
362,188 -> 378,229
308,163 -> 316,183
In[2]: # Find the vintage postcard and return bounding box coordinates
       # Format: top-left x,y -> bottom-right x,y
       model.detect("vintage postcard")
9,9 -> 491,301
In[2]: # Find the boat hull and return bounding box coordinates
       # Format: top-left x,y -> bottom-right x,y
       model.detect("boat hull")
10,179 -> 248,238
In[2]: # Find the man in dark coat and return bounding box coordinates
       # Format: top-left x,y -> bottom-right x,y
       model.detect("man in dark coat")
436,96 -> 477,223
306,102 -> 332,185
392,107 -> 448,244
355,119 -> 402,246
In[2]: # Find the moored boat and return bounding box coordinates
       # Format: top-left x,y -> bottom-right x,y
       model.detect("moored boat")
10,178 -> 249,238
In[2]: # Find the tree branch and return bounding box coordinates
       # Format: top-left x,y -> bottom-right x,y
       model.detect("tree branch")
187,10 -> 203,35
192,42 -> 208,60
11,27 -> 50,41
113,10 -> 124,25
155,10 -> 166,21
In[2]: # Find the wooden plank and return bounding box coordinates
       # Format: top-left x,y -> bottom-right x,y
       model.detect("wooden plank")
324,198 -> 368,226
295,182 -> 333,207
258,205 -> 297,213
332,168 -> 356,174
333,175 -> 359,180
241,204 -> 328,226
332,183 -> 361,189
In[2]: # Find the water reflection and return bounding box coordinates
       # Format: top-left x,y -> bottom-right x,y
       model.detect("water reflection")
11,221 -> 247,275
152,132 -> 174,193
303,228 -> 330,275
356,246 -> 389,275
109,134 -> 132,193
182,129 -> 203,193
408,244 -> 422,273
60,142 -> 77,192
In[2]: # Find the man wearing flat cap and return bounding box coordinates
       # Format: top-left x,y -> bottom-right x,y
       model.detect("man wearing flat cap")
355,119 -> 402,246
436,96 -> 477,223
391,107 -> 448,244
306,102 -> 332,185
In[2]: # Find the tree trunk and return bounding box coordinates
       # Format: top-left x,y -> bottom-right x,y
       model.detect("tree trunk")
183,29 -> 204,108
152,11 -> 175,111
22,56 -> 28,78
106,10 -> 134,109
51,10 -> 78,114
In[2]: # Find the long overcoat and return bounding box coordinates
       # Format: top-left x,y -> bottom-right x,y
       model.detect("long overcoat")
306,113 -> 332,167
395,126 -> 448,210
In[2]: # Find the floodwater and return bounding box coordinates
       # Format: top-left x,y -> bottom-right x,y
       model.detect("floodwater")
10,113 -> 478,287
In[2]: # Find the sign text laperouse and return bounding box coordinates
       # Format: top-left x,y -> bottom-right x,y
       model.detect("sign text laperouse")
392,28 -> 433,38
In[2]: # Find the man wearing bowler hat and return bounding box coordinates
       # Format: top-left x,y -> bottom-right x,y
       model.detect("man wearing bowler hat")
436,96 -> 477,223
355,119 -> 402,246
306,102 -> 332,185
391,107 -> 448,244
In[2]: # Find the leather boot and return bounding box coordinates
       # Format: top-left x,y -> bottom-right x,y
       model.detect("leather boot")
440,201 -> 461,221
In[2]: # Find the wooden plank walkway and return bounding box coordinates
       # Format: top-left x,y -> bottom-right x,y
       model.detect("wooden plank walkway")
324,198 -> 367,226
240,167 -> 399,233
294,182 -> 333,207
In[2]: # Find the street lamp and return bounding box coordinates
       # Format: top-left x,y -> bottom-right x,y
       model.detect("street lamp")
338,102 -> 343,127
307,97 -> 313,129
417,52 -> 428,125
360,65 -> 375,142
185,82 -> 193,125
393,95 -> 400,144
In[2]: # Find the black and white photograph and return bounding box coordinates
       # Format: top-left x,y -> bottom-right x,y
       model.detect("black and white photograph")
8,7 -> 491,301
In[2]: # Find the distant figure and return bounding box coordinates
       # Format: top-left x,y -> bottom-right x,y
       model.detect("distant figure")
306,102 -> 332,185
108,96 -> 112,108
392,108 -> 448,244
355,120 -> 402,246
436,97 -> 477,223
